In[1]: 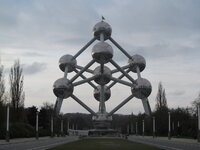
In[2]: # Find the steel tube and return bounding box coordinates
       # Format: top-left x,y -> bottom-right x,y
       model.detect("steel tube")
109,37 -> 132,59
73,76 -> 96,86
110,77 -> 133,87
73,37 -> 96,59
111,65 -> 130,74
71,94 -> 97,116
76,65 -> 93,74
108,95 -> 134,116
108,69 -> 131,89
70,59 -> 95,83
110,59 -> 135,83
74,69 -> 97,89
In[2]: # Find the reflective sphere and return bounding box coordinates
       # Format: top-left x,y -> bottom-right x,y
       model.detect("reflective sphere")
128,54 -> 146,73
93,66 -> 112,85
53,78 -> 74,99
93,21 -> 112,40
94,86 -> 111,101
131,78 -> 152,99
92,42 -> 113,64
59,55 -> 77,73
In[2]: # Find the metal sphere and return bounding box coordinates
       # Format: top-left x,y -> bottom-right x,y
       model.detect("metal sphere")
59,54 -> 77,73
93,66 -> 112,85
53,78 -> 74,99
131,78 -> 152,99
94,86 -> 111,102
128,54 -> 146,73
92,42 -> 113,64
93,21 -> 112,40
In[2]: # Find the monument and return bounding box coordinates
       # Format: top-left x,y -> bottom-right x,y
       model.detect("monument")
53,18 -> 152,130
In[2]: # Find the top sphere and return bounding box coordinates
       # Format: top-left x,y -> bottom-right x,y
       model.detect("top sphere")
59,55 -> 77,73
93,21 -> 112,40
128,54 -> 146,73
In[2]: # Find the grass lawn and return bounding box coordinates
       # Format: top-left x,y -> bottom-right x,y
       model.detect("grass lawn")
48,137 -> 163,150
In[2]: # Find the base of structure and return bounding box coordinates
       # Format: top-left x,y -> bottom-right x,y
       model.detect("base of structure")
6,131 -> 9,142
198,130 -> 200,142
88,129 -> 117,136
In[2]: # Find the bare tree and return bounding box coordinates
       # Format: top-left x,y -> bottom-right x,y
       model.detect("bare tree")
155,82 -> 168,110
9,60 -> 25,110
191,92 -> 200,114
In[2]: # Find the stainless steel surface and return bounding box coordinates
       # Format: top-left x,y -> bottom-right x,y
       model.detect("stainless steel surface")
94,85 -> 111,102
71,94 -> 97,116
141,98 -> 151,115
54,98 -> 63,114
73,37 -> 96,59
92,42 -> 113,64
59,54 -> 77,73
93,21 -> 112,40
53,78 -> 74,99
128,54 -> 146,73
131,78 -> 152,99
93,65 -> 112,85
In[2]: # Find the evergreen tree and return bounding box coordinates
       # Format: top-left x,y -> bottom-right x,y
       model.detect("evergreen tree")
155,82 -> 168,110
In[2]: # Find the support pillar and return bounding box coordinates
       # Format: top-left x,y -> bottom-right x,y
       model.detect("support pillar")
136,122 -> 138,136
153,116 -> 155,138
142,120 -> 144,137
61,119 -> 64,136
6,105 -> 10,142
168,112 -> 171,140
51,116 -> 54,138
36,111 -> 39,140
198,105 -> 200,142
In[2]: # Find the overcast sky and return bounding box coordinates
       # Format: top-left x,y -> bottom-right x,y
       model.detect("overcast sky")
0,0 -> 200,115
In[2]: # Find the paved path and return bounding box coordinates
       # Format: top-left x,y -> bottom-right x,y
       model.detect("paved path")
0,136 -> 78,150
128,135 -> 200,150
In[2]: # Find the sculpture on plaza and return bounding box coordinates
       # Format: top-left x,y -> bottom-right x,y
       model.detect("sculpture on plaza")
53,19 -> 152,129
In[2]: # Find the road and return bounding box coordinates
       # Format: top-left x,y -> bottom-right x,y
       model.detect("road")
128,135 -> 200,150
0,136 -> 78,150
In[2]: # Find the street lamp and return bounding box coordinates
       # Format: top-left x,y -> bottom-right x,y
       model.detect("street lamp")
51,115 -> 54,138
36,111 -> 39,140
168,111 -> 171,140
153,116 -> 155,138
198,104 -> 200,142
6,104 -> 10,142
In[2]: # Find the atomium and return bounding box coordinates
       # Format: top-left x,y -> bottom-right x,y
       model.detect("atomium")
53,18 -> 152,129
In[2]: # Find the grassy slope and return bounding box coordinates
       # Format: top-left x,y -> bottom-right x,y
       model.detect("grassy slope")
48,138 -> 163,150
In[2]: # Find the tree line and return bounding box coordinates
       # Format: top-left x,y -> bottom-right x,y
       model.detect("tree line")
0,60 -> 199,139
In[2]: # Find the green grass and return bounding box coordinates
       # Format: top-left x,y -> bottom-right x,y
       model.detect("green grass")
48,137 -> 163,150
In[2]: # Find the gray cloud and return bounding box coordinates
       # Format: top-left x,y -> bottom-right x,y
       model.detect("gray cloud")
169,90 -> 185,96
23,62 -> 47,75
